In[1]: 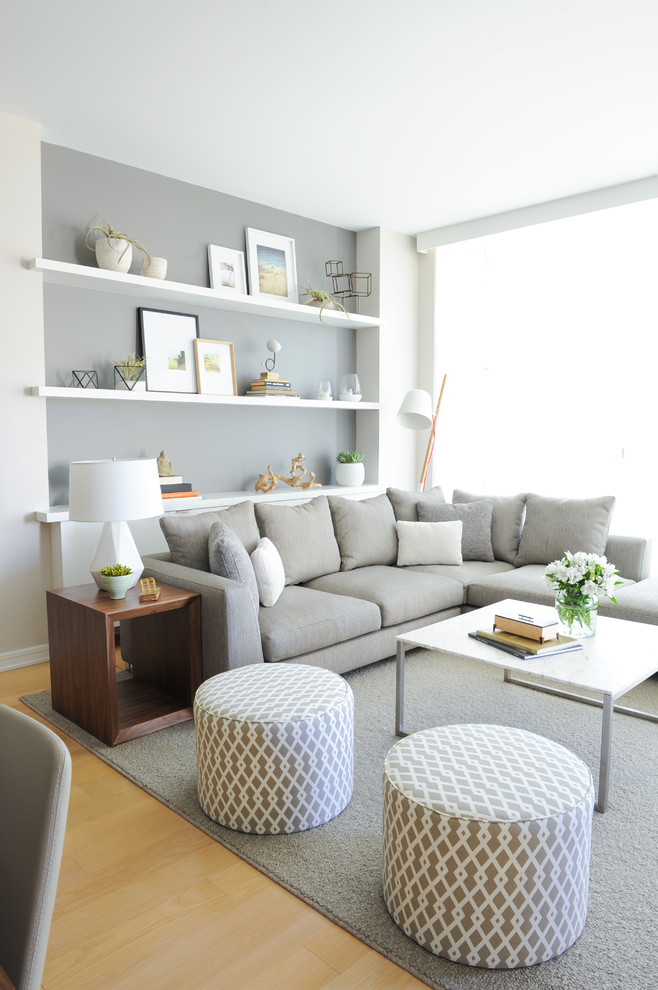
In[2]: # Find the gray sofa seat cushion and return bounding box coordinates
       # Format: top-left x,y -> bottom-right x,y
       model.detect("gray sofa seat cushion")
514,493 -> 616,567
159,500 -> 260,571
611,578 -> 658,625
387,486 -> 445,522
417,499 -> 495,561
406,560 -> 515,596
328,493 -> 398,570
208,521 -> 259,613
258,585 -> 382,662
305,565 -> 464,627
466,564 -> 633,614
255,495 -> 341,585
453,489 -> 527,565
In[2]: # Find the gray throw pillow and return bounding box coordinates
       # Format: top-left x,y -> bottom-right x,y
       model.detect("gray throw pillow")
514,493 -> 616,566
328,493 -> 398,570
255,495 -> 341,585
159,500 -> 260,571
208,521 -> 259,613
453,489 -> 527,564
386,486 -> 445,522
418,500 -> 495,561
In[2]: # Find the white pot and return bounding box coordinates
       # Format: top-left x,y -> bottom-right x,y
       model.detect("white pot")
95,237 -> 133,273
335,462 -> 365,487
142,256 -> 167,279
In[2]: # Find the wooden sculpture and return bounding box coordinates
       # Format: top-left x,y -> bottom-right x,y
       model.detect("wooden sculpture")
255,453 -> 322,494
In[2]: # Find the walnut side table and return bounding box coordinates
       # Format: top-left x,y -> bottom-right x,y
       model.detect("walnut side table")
46,582 -> 202,746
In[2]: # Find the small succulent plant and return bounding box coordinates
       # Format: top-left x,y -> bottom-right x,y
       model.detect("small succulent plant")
336,451 -> 364,463
100,564 -> 133,577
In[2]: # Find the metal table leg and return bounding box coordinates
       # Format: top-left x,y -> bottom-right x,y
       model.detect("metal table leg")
597,692 -> 614,813
396,640 -> 407,736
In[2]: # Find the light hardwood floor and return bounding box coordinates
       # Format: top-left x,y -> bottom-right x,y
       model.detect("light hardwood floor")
1,662 -> 426,990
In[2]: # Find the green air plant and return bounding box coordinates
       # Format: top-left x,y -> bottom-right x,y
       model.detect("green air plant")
85,218 -> 150,266
301,283 -> 348,322
110,353 -> 145,382
336,451 -> 364,463
100,564 -> 133,577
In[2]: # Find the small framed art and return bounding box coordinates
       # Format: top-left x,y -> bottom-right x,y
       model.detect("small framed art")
207,245 -> 247,293
245,227 -> 298,303
139,308 -> 199,393
194,338 -> 237,396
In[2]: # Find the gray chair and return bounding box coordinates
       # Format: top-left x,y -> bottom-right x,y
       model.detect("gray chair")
0,705 -> 72,990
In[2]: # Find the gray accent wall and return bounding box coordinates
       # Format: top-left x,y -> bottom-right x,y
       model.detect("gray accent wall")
41,144 -> 359,503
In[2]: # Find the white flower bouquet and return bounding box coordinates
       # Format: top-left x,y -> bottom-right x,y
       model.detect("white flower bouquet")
545,551 -> 622,636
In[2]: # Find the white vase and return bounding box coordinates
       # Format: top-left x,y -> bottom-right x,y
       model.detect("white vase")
95,237 -> 132,273
142,256 -> 167,279
335,462 -> 365,487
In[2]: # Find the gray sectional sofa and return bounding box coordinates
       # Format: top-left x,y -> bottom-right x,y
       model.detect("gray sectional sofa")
139,487 -> 654,682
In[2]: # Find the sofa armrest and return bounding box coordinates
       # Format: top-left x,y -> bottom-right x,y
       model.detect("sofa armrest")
135,552 -> 264,679
604,535 -> 652,583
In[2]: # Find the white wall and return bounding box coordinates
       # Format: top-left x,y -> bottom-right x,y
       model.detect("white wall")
0,113 -> 51,669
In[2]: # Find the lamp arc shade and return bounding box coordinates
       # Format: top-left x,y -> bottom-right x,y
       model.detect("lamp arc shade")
396,389 -> 433,430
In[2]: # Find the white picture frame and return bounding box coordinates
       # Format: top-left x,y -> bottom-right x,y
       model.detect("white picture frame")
245,227 -> 298,303
207,245 -> 247,294
139,308 -> 199,393
194,338 -> 238,396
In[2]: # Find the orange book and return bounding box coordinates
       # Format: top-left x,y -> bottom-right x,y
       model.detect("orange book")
161,490 -> 200,499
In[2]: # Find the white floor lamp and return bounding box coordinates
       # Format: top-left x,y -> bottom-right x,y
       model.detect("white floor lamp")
396,374 -> 447,492
68,458 -> 164,588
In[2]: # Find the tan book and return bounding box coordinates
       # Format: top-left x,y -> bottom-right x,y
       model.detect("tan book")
473,628 -> 581,657
494,607 -> 559,643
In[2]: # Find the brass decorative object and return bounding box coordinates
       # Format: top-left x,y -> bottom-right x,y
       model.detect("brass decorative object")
255,453 -> 322,494
325,261 -> 372,313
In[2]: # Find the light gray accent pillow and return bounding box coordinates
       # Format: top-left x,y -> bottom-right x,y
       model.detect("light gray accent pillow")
328,494 -> 398,571
159,500 -> 260,571
255,495 -> 341,586
386,486 -> 445,522
514,493 -> 616,566
453,489 -> 527,564
418,499 -> 495,562
208,521 -> 259,613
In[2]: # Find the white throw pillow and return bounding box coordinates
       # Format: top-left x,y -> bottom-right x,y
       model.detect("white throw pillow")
251,537 -> 285,606
397,520 -> 463,566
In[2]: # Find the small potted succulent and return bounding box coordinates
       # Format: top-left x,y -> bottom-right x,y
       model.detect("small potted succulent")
99,563 -> 133,600
335,450 -> 365,487
301,284 -> 347,322
110,353 -> 146,390
85,218 -> 150,274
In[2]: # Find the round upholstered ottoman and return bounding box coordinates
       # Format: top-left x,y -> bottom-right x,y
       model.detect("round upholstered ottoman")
383,724 -> 594,969
194,664 -> 354,834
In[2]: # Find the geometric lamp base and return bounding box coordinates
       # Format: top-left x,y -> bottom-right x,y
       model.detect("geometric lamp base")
89,521 -> 143,589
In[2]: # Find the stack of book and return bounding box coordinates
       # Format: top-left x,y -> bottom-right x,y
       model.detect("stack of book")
468,605 -> 583,659
160,477 -> 200,500
245,371 -> 298,398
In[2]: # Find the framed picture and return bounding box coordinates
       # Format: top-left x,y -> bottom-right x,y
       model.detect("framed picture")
207,245 -> 247,294
194,338 -> 237,395
245,227 -> 298,303
139,308 -> 199,393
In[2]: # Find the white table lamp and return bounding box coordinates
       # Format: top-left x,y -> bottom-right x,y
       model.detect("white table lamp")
397,375 -> 447,491
69,458 -> 163,588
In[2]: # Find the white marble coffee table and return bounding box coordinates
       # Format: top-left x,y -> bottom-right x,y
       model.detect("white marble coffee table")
396,599 -> 658,813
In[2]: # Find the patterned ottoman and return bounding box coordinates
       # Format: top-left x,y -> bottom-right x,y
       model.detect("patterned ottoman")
194,664 -> 354,834
383,724 -> 594,969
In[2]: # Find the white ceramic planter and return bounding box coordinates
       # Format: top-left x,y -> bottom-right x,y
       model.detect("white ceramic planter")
335,462 -> 365,486
95,237 -> 133,273
142,256 -> 167,279
99,574 -> 133,599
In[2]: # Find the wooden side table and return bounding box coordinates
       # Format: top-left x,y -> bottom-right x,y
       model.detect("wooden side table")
46,582 -> 202,746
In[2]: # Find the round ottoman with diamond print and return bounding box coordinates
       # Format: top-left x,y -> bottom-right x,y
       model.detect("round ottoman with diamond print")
383,724 -> 594,969
194,663 -> 354,834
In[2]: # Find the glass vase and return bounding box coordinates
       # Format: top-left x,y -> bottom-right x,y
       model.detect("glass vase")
555,591 -> 598,638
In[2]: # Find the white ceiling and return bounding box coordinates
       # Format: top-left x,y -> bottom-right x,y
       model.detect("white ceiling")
2,0 -> 658,236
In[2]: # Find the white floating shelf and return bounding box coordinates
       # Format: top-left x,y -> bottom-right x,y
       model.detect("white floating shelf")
30,385 -> 378,410
27,258 -> 379,329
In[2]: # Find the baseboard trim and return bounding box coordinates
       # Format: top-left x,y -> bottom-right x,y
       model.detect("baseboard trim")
0,644 -> 49,672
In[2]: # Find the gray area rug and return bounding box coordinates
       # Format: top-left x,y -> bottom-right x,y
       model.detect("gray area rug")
23,651 -> 658,990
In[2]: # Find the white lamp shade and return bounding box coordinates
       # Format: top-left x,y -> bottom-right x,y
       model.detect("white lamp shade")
69,459 -> 163,522
397,389 -> 433,430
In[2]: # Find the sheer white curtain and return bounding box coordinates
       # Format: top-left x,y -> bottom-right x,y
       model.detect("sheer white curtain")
432,198 -> 658,565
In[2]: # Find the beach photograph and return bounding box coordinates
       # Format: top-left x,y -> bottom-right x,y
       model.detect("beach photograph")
257,243 -> 288,296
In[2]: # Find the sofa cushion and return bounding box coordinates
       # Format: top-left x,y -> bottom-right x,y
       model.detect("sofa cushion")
514,494 -> 616,567
406,560 -> 515,595
466,563 -> 633,612
258,585 -> 382,662
452,489 -> 527,564
612,578 -> 658,625
305,565 -> 464,627
251,537 -> 285,607
386,486 -> 445,522
255,495 -> 341,585
418,499 -> 495,562
328,493 -> 398,570
208,521 -> 259,613
397,520 -> 463,566
159,500 -> 260,571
